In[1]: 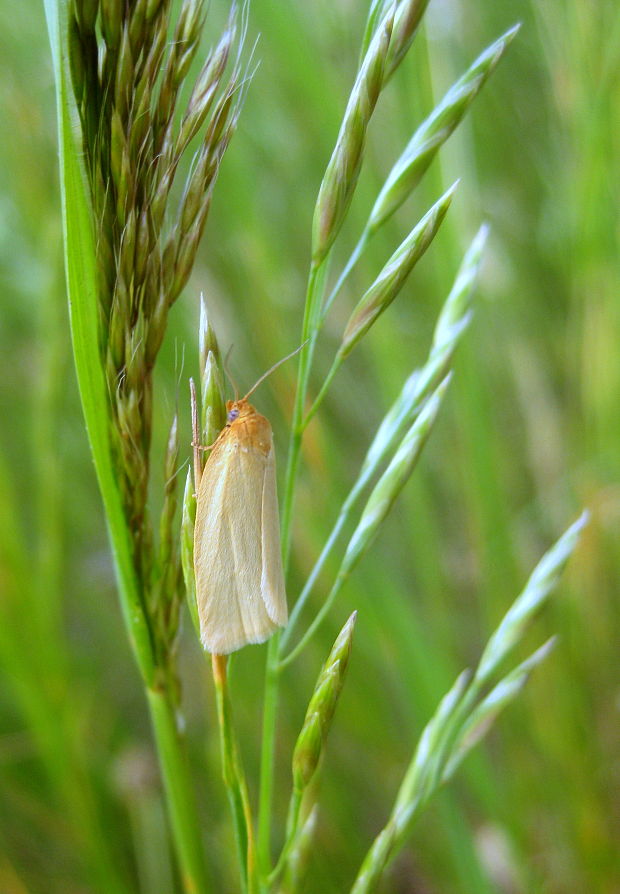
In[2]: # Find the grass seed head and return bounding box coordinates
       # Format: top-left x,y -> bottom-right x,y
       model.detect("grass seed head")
292,613 -> 357,790
344,381 -> 449,573
386,0 -> 430,80
311,7 -> 394,264
340,183 -> 457,357
369,26 -> 519,233
68,0 -> 245,614
181,469 -> 200,635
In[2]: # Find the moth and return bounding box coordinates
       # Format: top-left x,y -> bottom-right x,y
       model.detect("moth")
193,350 -> 300,655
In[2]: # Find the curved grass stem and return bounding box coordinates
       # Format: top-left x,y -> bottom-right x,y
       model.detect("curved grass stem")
301,352 -> 343,430
257,635 -> 281,880
267,789 -> 303,887
212,655 -> 257,894
279,573 -> 348,670
321,228 -> 371,323
280,482 -> 361,654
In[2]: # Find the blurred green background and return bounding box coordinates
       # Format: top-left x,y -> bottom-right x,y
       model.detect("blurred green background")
1,1 -> 618,892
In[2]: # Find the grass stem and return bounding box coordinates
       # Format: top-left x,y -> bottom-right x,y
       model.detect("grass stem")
321,228 -> 370,323
212,655 -> 257,894
301,352 -> 343,430
147,686 -> 211,894
257,638 -> 281,879
279,574 -> 348,670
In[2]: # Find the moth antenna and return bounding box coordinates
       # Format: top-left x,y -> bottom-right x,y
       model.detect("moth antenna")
243,341 -> 309,401
222,345 -> 239,401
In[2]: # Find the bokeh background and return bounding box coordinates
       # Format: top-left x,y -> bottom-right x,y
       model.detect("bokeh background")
1,1 -> 618,892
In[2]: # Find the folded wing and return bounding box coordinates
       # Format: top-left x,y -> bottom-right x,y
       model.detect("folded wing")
194,431 -> 287,654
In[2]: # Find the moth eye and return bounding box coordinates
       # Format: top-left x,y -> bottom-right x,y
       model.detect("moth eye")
227,408 -> 239,423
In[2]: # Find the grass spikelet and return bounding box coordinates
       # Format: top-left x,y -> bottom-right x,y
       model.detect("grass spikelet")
198,296 -> 225,440
311,5 -> 394,264
340,182 -> 457,357
270,614 -> 357,886
292,612 -> 357,790
368,25 -> 520,233
475,512 -> 589,686
342,379 -> 449,573
386,0 -> 431,79
181,468 -> 199,636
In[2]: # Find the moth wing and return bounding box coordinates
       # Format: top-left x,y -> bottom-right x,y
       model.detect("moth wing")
260,442 -> 287,626
194,435 -> 285,654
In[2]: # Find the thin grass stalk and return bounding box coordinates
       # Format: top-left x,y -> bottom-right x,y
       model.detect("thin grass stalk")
259,19 -> 397,861
269,790 -> 303,886
279,260 -> 331,557
212,656 -> 258,894
257,635 -> 284,880
322,229 -> 371,322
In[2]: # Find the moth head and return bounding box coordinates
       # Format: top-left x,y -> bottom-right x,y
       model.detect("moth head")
226,399 -> 252,424
227,403 -> 239,424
